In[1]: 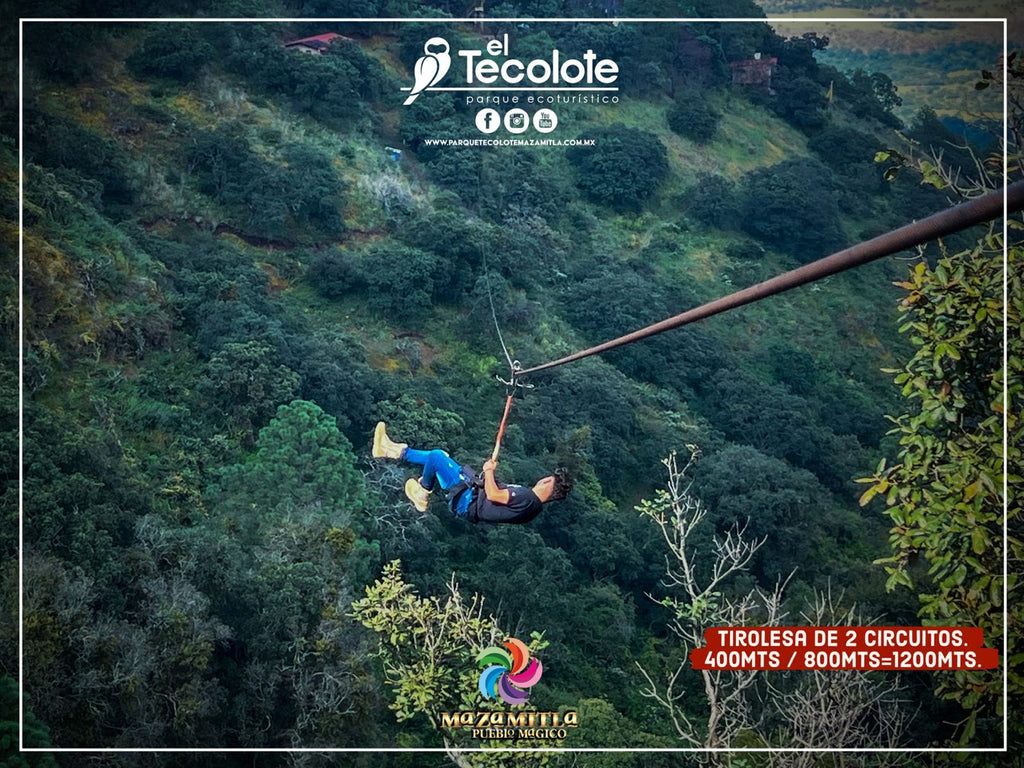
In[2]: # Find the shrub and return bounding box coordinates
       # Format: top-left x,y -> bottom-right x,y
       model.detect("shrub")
738,157 -> 845,262
126,25 -> 215,83
358,244 -> 442,322
687,173 -> 739,230
667,92 -> 721,144
309,251 -> 366,299
807,126 -> 884,171
567,125 -> 668,211
186,124 -> 345,242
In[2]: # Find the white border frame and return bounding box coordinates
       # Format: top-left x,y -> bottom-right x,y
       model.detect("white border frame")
19,12 -> 1011,757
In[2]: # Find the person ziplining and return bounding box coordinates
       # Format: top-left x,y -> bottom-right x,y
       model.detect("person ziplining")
370,180 -> 1023,523
372,417 -> 573,524
370,247 -> 576,524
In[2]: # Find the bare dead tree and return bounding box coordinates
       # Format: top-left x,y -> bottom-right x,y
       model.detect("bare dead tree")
762,587 -> 910,768
924,144 -> 996,198
360,170 -> 414,214
637,449 -> 910,765
363,462 -> 432,555
636,448 -> 790,762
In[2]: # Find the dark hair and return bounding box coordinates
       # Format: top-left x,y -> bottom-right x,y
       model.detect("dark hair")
548,467 -> 573,502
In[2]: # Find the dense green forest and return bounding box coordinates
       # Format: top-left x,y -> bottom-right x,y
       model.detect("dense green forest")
2,1 -> 1019,765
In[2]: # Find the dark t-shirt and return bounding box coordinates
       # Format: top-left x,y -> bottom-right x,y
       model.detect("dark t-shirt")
470,484 -> 542,524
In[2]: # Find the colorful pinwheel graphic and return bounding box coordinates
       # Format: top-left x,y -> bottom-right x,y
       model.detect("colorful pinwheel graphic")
476,637 -> 543,706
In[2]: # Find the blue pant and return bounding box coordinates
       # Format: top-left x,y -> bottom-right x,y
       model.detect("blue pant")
403,448 -> 474,516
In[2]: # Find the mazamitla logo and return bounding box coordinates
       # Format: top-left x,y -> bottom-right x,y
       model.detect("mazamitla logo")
438,637 -> 580,741
477,637 -> 542,705
400,34 -> 619,105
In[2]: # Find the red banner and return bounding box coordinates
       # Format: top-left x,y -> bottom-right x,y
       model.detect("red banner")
690,626 -> 1000,671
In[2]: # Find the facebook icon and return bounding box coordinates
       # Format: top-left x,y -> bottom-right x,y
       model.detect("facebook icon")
475,108 -> 501,134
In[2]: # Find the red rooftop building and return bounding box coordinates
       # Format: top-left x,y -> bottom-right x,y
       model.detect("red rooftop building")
284,33 -> 351,54
729,53 -> 778,90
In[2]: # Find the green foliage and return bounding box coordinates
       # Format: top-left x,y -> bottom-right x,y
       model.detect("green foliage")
523,360 -> 652,503
762,341 -> 887,447
570,697 -> 674,761
398,209 -> 490,299
126,25 -> 215,83
473,527 -> 576,630
138,231 -> 288,357
278,144 -> 348,239
323,37 -> 395,102
23,108 -> 134,209
216,399 -> 366,530
186,123 -> 346,243
559,501 -> 650,587
564,582 -> 636,664
686,173 -> 740,230
21,547 -> 227,747
0,366 -> 19,573
414,144 -> 569,231
309,249 -> 366,299
400,92 -> 461,152
773,73 -> 830,131
808,125 -> 887,217
560,259 -> 725,399
772,31 -> 829,77
860,57 -> 1022,741
356,243 -> 445,321
667,90 -> 721,144
373,395 -> 466,455
289,329 -> 378,435
904,106 -> 980,177
352,561 -> 561,764
16,18 -> 990,754
700,368 -> 869,493
639,450 -> 908,754
738,157 -> 846,262
352,561 -> 498,723
840,68 -> 903,128
567,125 -> 668,211
702,441 -> 873,587
23,402 -> 148,604
22,21 -> 106,84
0,677 -> 57,763
859,235 -> 1013,743
808,125 -> 885,172
221,32 -> 390,128
690,0 -> 773,59
298,0 -> 413,19
200,340 -> 301,441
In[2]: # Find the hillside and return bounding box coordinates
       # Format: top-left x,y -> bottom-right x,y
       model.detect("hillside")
759,0 -> 1014,120
7,9 -> 1011,762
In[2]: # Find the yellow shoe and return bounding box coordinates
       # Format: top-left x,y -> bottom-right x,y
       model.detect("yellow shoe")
405,478 -> 431,512
373,421 -> 407,459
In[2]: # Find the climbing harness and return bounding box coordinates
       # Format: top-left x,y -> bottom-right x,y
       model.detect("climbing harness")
445,464 -> 483,520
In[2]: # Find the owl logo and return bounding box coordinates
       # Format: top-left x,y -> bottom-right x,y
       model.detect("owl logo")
404,37 -> 451,105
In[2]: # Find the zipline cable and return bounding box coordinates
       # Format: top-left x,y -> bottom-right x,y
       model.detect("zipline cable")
517,180 -> 1024,378
482,250 -> 516,372
480,235 -> 530,462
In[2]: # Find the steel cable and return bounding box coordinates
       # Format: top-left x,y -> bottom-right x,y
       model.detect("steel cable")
517,180 -> 1024,378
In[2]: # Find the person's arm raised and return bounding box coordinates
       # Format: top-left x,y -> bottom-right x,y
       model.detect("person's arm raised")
481,458 -> 511,505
